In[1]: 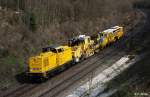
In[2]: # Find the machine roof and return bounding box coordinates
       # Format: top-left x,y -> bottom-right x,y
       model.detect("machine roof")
103,29 -> 115,33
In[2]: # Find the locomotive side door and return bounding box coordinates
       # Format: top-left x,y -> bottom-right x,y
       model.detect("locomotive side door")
56,48 -> 64,66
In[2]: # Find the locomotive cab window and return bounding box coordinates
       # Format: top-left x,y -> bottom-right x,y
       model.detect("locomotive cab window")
42,47 -> 57,53
57,48 -> 64,53
50,48 -> 57,53
42,47 -> 50,52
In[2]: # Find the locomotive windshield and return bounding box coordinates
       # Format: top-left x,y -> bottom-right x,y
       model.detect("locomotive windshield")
42,47 -> 57,53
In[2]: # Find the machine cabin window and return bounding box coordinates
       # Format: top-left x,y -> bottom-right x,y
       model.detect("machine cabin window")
99,33 -> 104,37
69,39 -> 84,46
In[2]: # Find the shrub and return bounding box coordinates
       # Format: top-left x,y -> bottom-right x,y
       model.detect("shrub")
0,49 -> 9,58
29,13 -> 37,31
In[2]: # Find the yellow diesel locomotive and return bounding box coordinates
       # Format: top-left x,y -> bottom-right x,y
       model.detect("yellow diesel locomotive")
28,46 -> 73,77
97,26 -> 124,48
27,26 -> 124,78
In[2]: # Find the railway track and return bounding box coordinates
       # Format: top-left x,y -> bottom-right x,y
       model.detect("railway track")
0,84 -> 37,97
19,47 -> 116,97
0,46 -> 117,97
40,50 -> 125,97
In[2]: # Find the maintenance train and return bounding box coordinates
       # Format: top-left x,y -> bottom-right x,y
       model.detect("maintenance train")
27,26 -> 124,78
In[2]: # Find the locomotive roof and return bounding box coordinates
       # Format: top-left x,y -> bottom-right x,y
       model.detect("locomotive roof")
48,45 -> 59,49
43,45 -> 69,51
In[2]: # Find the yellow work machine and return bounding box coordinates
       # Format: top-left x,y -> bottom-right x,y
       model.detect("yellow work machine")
111,26 -> 124,39
68,35 -> 95,62
28,46 -> 73,78
98,26 -> 124,48
103,29 -> 116,43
